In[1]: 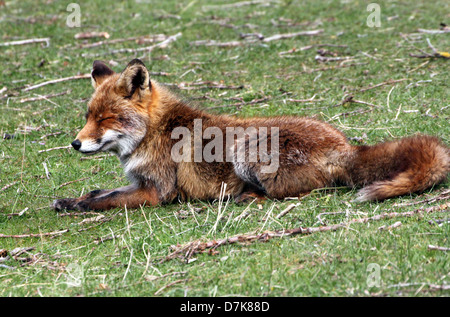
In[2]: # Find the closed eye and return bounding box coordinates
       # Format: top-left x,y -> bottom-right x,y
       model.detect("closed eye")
97,117 -> 114,123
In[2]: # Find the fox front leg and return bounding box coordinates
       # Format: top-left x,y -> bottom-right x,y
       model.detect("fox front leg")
53,185 -> 160,211
53,189 -> 110,211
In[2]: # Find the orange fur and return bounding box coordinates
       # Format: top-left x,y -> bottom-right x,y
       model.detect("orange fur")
53,59 -> 450,211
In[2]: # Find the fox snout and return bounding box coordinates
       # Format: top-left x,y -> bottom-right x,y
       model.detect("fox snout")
70,129 -> 125,155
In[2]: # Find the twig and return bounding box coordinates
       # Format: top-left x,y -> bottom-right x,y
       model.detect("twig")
203,0 -> 279,10
85,32 -> 182,57
299,62 -> 368,74
316,211 -> 347,225
233,199 -> 257,222
418,28 -> 450,34
74,31 -> 110,39
154,279 -> 188,296
408,38 -> 450,59
0,38 -> 50,47
428,245 -> 450,252
149,71 -> 171,77
94,234 -> 121,245
57,177 -> 91,189
78,215 -> 108,225
42,162 -> 50,179
386,85 -> 395,112
394,189 -> 450,207
58,212 -> 101,217
298,43 -> 348,51
209,97 -> 270,109
358,79 -> 408,92
0,264 -> 15,270
167,81 -> 244,91
315,55 -> 355,63
428,218 -> 450,225
0,229 -> 69,239
240,32 -> 265,40
20,90 -> 71,103
328,108 -> 372,121
38,145 -> 72,153
425,38 -> 438,54
393,104 -> 402,121
388,282 -> 450,291
0,181 -> 18,192
40,131 -> 63,139
340,95 -> 383,109
80,154 -> 114,161
262,29 -> 323,42
6,207 -> 29,218
190,40 -> 244,47
275,202 -> 301,219
405,78 -> 432,87
378,221 -> 402,231
162,202 -> 449,262
192,29 -> 323,48
75,34 -> 168,49
145,271 -> 187,282
286,95 -> 324,103
23,74 -> 90,92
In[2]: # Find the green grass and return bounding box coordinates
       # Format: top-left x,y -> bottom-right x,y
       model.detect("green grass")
0,0 -> 449,297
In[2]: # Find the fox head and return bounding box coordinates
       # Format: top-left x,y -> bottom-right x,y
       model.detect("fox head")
72,59 -> 153,158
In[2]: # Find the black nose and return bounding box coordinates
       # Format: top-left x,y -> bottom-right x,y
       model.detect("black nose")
71,139 -> 81,151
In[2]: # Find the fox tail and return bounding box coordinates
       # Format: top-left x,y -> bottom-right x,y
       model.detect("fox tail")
345,135 -> 449,202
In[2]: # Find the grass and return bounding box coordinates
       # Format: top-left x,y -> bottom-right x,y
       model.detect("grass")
0,0 -> 449,297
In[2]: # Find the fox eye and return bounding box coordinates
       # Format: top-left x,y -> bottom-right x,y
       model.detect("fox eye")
97,117 -> 114,123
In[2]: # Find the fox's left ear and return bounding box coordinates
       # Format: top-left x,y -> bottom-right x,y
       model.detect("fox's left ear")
116,59 -> 151,99
91,60 -> 115,89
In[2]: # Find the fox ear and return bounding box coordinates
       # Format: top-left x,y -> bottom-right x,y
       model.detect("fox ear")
116,59 -> 151,98
91,60 -> 115,89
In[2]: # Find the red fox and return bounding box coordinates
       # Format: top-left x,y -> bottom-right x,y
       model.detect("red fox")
53,59 -> 449,211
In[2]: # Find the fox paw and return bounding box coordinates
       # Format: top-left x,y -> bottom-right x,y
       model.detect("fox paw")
53,198 -> 81,211
53,198 -> 93,212
53,198 -> 91,211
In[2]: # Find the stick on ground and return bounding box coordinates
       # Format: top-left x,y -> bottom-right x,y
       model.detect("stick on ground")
162,202 -> 449,262
428,245 -> 450,252
262,29 -> 324,42
38,145 -> 72,153
0,38 -> 50,47
24,74 -> 90,92
85,32 -> 182,57
0,229 -> 69,239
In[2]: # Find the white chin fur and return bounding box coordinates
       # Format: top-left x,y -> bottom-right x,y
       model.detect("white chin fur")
79,130 -> 121,154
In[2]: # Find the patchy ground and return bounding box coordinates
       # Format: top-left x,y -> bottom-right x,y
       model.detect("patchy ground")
0,0 -> 449,296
